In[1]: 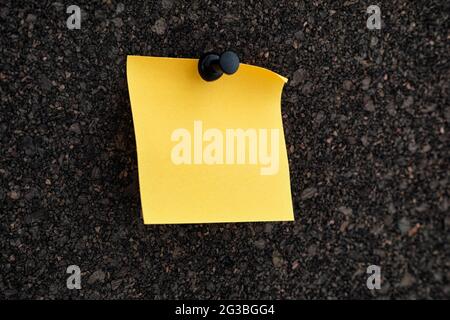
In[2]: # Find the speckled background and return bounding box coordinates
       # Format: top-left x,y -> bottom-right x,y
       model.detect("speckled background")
0,0 -> 449,299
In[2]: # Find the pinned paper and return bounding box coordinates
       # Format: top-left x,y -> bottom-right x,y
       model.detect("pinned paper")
126,56 -> 293,224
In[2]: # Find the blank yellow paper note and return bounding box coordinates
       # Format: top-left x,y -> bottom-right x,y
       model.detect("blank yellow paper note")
126,55 -> 294,224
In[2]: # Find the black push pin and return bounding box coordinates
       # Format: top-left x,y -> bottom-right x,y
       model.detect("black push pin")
198,51 -> 240,81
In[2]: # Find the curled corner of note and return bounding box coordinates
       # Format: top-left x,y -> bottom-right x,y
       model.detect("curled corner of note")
245,63 -> 288,84
274,72 -> 288,84
272,70 -> 288,84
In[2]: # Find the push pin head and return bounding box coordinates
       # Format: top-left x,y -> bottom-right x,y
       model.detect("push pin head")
198,51 -> 240,81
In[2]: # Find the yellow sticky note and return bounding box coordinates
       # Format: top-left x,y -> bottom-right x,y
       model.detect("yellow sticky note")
126,55 -> 294,224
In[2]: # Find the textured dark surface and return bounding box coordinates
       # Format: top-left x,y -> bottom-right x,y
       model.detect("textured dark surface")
0,0 -> 449,299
